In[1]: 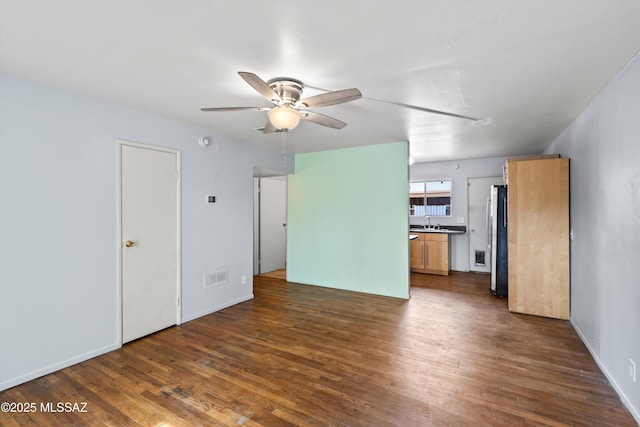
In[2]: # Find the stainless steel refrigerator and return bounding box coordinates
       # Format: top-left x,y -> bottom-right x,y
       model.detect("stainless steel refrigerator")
490,185 -> 508,297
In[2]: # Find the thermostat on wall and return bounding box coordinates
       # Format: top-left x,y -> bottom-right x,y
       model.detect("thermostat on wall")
207,195 -> 216,203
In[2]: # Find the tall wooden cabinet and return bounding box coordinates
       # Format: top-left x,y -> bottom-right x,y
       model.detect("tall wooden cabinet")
507,157 -> 570,320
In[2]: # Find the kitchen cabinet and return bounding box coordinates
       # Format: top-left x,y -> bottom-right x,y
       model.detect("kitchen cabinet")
507,157 -> 569,320
410,233 -> 449,275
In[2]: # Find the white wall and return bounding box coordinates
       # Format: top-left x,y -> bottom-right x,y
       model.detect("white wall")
409,156 -> 507,271
0,73 -> 292,391
544,54 -> 640,421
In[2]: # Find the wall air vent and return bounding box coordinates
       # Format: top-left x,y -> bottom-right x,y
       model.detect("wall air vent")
204,268 -> 229,289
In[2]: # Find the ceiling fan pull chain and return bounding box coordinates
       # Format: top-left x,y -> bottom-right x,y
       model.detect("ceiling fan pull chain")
281,131 -> 287,164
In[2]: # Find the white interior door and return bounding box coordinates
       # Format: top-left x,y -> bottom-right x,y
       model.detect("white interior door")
120,143 -> 180,343
259,177 -> 287,274
468,176 -> 503,273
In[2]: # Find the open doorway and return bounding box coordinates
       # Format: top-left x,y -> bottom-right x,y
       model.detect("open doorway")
467,176 -> 503,273
253,171 -> 288,277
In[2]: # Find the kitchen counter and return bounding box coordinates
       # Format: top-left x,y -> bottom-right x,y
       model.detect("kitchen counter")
409,225 -> 466,235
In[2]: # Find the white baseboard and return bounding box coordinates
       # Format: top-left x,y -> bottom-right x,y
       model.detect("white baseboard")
0,343 -> 120,392
1,296 -> 255,392
571,319 -> 639,424
181,294 -> 254,324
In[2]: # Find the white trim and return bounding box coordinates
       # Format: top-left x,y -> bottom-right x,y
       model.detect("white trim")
0,343 -> 119,392
571,319 -> 640,424
466,175 -> 502,274
116,141 -> 123,345
118,139 -> 180,154
116,139 -> 182,344
181,295 -> 254,324
175,149 -> 182,326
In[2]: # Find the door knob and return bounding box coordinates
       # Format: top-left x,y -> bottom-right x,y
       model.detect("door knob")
125,240 -> 135,247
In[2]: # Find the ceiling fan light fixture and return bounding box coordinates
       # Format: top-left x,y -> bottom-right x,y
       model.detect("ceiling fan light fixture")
268,106 -> 301,130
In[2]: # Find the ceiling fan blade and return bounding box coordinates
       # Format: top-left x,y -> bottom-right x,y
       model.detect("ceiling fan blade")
200,106 -> 269,112
262,120 -> 278,134
238,71 -> 282,103
299,88 -> 362,109
301,111 -> 347,129
367,98 -> 482,122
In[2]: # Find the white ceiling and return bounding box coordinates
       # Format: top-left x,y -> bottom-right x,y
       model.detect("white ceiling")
1,1 -> 639,163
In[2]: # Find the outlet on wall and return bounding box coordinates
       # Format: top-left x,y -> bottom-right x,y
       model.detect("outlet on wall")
241,275 -> 247,285
630,358 -> 636,383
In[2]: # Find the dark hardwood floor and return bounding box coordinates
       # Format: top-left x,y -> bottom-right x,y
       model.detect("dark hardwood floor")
1,272 -> 635,426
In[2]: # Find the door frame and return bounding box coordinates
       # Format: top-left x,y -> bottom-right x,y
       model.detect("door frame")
257,176 -> 288,274
253,170 -> 289,276
116,139 -> 182,345
466,175 -> 502,273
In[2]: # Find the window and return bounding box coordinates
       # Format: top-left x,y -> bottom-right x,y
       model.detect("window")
409,180 -> 452,217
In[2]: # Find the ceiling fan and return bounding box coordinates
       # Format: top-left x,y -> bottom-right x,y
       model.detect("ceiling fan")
201,72 -> 486,133
201,72 -> 362,134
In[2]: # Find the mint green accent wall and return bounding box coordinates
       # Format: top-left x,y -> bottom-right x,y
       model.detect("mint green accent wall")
287,141 -> 409,299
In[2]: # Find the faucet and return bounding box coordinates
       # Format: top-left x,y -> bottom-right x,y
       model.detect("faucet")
423,216 -> 431,229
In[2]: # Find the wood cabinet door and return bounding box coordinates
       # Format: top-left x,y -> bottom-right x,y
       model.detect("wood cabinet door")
410,233 -> 449,275
425,240 -> 448,273
410,237 -> 425,269
507,158 -> 569,319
